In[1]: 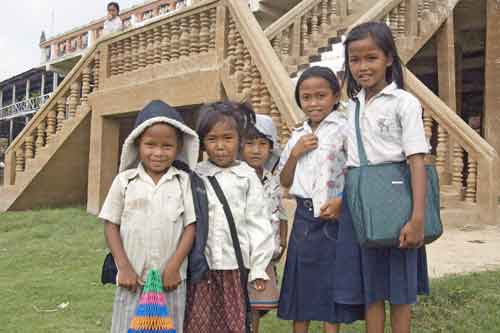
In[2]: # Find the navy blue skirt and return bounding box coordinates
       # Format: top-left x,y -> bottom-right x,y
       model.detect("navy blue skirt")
335,194 -> 430,306
277,198 -> 364,323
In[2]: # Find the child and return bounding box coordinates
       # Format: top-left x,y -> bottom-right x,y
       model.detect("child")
277,66 -> 364,333
103,2 -> 123,36
99,100 -> 199,333
184,101 -> 274,333
341,21 -> 430,333
240,114 -> 288,333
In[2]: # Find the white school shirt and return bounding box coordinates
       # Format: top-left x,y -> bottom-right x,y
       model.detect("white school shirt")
345,82 -> 429,167
103,17 -> 123,36
262,170 -> 288,258
196,160 -> 274,282
99,163 -> 196,281
278,110 -> 348,217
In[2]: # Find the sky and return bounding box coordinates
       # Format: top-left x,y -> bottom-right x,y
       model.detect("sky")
0,0 -> 142,81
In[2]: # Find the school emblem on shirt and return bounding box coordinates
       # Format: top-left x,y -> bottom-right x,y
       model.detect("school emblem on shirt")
377,118 -> 391,134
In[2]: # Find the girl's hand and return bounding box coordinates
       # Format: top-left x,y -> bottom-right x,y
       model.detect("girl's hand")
117,265 -> 143,292
291,134 -> 318,158
252,279 -> 266,291
275,243 -> 287,262
162,263 -> 182,291
319,197 -> 342,220
399,218 -> 424,248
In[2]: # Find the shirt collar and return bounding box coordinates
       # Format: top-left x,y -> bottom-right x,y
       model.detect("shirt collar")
356,81 -> 399,102
197,160 -> 250,178
296,109 -> 346,132
134,162 -> 181,186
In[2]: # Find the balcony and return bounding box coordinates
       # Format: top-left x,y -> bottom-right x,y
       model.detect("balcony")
0,94 -> 51,121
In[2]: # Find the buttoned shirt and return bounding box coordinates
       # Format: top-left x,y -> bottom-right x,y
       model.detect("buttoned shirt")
345,82 -> 429,167
262,170 -> 287,258
278,110 -> 347,217
196,160 -> 274,282
99,163 -> 196,281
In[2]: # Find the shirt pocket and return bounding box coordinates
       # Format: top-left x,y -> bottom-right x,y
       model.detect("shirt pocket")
374,113 -> 402,141
121,195 -> 149,231
161,193 -> 185,225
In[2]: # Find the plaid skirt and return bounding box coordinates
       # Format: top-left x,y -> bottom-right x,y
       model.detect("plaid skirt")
184,270 -> 246,333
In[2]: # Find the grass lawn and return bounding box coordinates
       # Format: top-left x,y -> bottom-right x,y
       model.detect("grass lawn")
1,207 -> 500,332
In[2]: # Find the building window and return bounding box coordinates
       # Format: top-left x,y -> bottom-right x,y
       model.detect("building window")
123,16 -> 133,28
143,10 -> 153,20
45,46 -> 51,61
70,38 -> 78,52
59,42 -> 66,56
82,33 -> 89,48
159,4 -> 169,14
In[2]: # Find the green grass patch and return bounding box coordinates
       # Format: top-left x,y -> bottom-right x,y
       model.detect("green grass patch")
1,208 -> 499,332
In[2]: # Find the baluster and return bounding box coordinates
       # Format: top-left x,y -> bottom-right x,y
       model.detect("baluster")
465,158 -> 477,202
199,10 -> 210,53
311,6 -> 320,46
435,125 -> 448,177
81,67 -> 90,111
397,2 -> 406,37
36,121 -> 46,149
171,21 -> 180,61
227,19 -> 236,72
131,35 -> 139,70
251,66 -> 262,114
93,52 -> 100,90
329,0 -> 337,24
153,27 -> 162,64
242,53 -> 252,96
138,33 -> 147,68
321,0 -> 329,34
109,43 -> 118,76
423,111 -> 433,140
281,28 -> 291,62
16,147 -> 25,173
388,8 -> 398,35
235,32 -> 245,75
161,24 -> 171,63
423,0 -> 431,11
123,38 -> 131,72
208,8 -> 216,50
69,83 -> 80,118
46,110 -> 57,144
190,14 -> 200,56
260,86 -> 271,116
451,144 -> 464,190
281,122 -> 292,145
25,134 -> 34,160
272,35 -> 282,60
56,99 -> 66,133
179,17 -> 190,58
146,30 -> 155,66
270,100 -> 282,144
116,41 -> 124,75
301,14 -> 310,56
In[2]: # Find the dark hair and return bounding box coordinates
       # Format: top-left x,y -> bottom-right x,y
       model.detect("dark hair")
295,66 -> 341,109
343,21 -> 404,98
196,101 -> 256,148
107,2 -> 120,13
242,125 -> 274,149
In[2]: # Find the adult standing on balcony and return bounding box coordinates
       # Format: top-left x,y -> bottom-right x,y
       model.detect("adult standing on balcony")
103,2 -> 123,36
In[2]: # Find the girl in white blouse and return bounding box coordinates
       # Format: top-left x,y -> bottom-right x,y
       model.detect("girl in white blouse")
184,101 -> 274,333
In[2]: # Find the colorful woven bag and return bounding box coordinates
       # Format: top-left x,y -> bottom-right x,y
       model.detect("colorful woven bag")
128,269 -> 176,333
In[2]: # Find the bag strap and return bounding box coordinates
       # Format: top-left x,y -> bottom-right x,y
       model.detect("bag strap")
207,176 -> 252,333
354,99 -> 369,166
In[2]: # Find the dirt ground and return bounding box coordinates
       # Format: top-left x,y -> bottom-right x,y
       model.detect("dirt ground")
283,200 -> 500,278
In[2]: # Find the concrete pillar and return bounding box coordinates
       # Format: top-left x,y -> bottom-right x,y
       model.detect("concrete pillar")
9,119 -> 13,143
41,73 -> 46,95
0,89 -> 3,107
484,0 -> 500,157
53,72 -> 59,90
25,79 -> 31,100
12,84 -> 16,104
436,16 -> 456,183
87,113 -> 120,214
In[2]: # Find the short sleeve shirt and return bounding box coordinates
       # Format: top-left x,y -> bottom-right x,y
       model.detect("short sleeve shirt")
345,82 -> 430,167
99,163 -> 196,281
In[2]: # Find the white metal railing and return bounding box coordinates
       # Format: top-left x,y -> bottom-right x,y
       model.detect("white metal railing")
0,94 -> 51,120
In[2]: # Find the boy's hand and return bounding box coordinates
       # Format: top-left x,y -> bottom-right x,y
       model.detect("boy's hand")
291,134 -> 318,158
252,279 -> 266,291
399,218 -> 424,248
117,265 -> 143,293
162,263 -> 182,291
319,197 -> 342,220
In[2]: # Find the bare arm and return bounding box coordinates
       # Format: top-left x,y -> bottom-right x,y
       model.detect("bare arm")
280,134 -> 318,187
399,153 -> 426,248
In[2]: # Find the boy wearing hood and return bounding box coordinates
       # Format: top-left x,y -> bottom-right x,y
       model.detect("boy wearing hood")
99,100 -> 200,333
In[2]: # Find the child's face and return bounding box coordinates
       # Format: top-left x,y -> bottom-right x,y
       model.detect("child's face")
138,123 -> 180,176
107,5 -> 118,18
203,119 -> 239,168
347,35 -> 393,93
298,77 -> 340,128
241,137 -> 272,170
